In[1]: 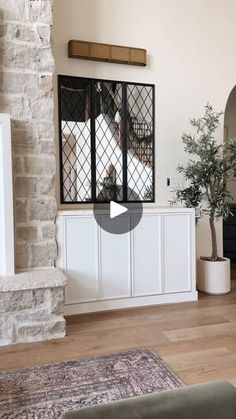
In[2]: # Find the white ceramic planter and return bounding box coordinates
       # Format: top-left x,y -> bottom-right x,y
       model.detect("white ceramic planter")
197,258 -> 231,295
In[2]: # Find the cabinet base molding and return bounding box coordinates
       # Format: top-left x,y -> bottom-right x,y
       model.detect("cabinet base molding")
64,291 -> 198,316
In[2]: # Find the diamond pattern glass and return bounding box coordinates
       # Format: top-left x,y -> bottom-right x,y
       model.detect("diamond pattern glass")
59,76 -> 92,202
95,81 -> 123,202
58,76 -> 154,204
126,84 -> 154,201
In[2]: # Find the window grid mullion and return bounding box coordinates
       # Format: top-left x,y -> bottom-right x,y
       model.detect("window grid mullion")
90,80 -> 96,203
122,82 -> 128,203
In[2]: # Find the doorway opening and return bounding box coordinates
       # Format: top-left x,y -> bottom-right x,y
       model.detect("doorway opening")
223,85 -> 236,264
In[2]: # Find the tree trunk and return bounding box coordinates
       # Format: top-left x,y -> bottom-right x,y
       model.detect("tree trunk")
209,214 -> 218,261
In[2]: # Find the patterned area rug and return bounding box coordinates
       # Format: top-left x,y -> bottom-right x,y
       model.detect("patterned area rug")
0,349 -> 183,419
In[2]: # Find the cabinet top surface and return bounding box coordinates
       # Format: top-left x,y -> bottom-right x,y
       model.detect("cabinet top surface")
57,206 -> 195,217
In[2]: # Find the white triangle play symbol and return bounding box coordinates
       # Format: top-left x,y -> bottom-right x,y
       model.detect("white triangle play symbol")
110,201 -> 128,219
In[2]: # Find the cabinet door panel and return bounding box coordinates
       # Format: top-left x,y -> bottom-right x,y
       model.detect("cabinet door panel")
100,216 -> 131,300
163,214 -> 191,293
132,215 -> 161,296
65,217 -> 99,303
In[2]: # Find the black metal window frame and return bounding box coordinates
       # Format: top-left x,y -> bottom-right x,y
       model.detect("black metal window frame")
58,74 -> 155,204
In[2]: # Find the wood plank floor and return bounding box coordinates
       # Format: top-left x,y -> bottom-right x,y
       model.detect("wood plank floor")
1,269 -> 236,386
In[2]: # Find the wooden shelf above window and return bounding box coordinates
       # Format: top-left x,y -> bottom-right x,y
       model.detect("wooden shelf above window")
68,40 -> 147,67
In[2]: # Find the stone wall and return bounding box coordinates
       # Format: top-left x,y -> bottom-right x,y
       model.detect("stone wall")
0,268 -> 67,346
0,0 -> 57,270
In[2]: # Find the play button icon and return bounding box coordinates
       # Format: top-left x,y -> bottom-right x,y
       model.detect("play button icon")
110,201 -> 128,219
93,187 -> 143,235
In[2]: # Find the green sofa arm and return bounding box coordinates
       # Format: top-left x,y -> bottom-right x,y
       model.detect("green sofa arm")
60,381 -> 236,419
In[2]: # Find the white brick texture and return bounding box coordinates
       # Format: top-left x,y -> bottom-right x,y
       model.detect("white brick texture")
0,0 -> 57,270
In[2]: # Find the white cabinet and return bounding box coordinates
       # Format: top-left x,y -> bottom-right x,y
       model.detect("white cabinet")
65,217 -> 99,304
163,214 -> 191,293
100,216 -> 131,300
57,208 -> 197,315
132,215 -> 162,297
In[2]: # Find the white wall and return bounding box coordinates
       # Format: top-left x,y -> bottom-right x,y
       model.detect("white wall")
53,0 -> 236,258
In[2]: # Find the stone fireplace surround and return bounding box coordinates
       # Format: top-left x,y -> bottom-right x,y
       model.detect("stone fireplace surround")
0,0 -> 67,345
0,269 -> 66,346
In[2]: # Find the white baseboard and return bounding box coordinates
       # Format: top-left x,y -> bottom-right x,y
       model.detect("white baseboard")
64,291 -> 198,316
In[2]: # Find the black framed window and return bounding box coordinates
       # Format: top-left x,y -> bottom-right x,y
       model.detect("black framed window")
58,75 -> 155,204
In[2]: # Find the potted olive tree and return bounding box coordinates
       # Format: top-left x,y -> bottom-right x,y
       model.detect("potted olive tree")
174,104 -> 236,294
